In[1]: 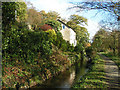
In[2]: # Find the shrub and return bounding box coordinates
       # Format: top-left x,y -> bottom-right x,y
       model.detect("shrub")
54,31 -> 63,48
2,25 -> 53,64
40,24 -> 52,31
53,31 -> 75,52
45,29 -> 57,44
86,46 -> 93,58
45,19 -> 61,31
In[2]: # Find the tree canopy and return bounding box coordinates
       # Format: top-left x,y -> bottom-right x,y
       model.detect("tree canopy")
67,14 -> 89,60
67,14 -> 89,44
69,0 -> 120,56
2,2 -> 27,33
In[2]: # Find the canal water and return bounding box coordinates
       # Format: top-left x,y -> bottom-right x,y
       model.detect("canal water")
33,60 -> 88,88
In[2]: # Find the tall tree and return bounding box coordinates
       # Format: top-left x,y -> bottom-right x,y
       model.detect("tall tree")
92,28 -> 110,52
92,28 -> 119,55
67,14 -> 89,43
67,14 -> 89,60
47,11 -> 61,20
27,9 -> 42,30
2,2 -> 27,33
69,14 -> 87,25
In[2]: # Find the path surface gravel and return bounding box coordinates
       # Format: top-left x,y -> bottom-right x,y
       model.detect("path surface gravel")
99,54 -> 120,89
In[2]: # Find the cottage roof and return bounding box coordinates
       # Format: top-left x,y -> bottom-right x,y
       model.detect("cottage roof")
57,19 -> 72,29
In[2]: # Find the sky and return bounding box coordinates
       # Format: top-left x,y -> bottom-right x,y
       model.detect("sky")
25,0 -> 102,40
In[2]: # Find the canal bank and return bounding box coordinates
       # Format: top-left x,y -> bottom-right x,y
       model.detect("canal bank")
3,47 -> 91,89
2,50 -> 78,88
72,54 -> 109,88
28,55 -> 92,89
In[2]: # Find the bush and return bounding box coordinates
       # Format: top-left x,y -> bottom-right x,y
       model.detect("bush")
45,19 -> 61,31
2,25 -> 53,63
53,31 -> 74,52
86,46 -> 93,58
45,29 -> 57,44
54,31 -> 61,46
40,24 -> 52,31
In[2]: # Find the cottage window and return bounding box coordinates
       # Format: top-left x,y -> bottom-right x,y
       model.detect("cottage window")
63,25 -> 65,29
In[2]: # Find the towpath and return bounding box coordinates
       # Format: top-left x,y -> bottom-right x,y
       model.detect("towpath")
99,54 -> 120,89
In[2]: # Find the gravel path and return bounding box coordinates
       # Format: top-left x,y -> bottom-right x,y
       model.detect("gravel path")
99,54 -> 120,89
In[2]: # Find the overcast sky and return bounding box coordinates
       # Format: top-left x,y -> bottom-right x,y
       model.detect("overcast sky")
25,0 -> 102,40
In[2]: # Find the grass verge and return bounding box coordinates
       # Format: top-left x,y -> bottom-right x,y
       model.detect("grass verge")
72,54 -> 109,88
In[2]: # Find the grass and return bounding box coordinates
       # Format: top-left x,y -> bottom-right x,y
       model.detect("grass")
100,52 -> 120,69
72,54 -> 109,88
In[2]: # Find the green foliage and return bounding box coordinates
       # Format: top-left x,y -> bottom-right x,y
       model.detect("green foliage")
69,14 -> 88,25
92,28 -> 119,56
45,29 -> 57,44
47,11 -> 61,20
67,15 -> 89,44
2,2 -> 16,27
45,19 -> 61,32
61,40 -> 69,51
54,31 -> 74,52
2,24 -> 74,64
27,9 -> 42,30
67,14 -> 89,60
54,31 -> 63,48
86,46 -> 94,58
92,29 -> 109,52
39,10 -> 60,21
15,2 -> 27,22
2,1 -> 77,88
2,25 -> 53,63
2,2 -> 27,30
26,9 -> 61,31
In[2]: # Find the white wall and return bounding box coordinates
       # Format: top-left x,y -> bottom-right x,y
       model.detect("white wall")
69,29 -> 77,46
60,23 -> 77,46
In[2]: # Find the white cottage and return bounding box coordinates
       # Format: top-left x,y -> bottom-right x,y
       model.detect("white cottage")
57,19 -> 77,46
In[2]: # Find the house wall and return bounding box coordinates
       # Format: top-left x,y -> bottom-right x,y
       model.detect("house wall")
60,23 -> 77,46
69,28 -> 77,46
60,24 -> 70,42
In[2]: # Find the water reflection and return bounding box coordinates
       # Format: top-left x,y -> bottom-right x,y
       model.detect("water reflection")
69,70 -> 75,85
33,60 -> 88,88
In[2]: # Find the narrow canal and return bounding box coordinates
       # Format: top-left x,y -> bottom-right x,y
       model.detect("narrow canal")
33,60 -> 89,88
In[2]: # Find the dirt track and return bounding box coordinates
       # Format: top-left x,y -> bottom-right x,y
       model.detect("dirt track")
99,54 -> 120,89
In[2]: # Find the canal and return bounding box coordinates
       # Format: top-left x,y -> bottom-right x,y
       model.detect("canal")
32,60 -> 89,88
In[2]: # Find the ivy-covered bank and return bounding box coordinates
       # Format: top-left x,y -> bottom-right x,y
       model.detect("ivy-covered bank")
72,54 -> 109,88
2,49 -> 79,88
2,25 -> 81,88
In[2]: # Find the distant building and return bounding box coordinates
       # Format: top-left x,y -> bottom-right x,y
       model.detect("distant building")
57,19 -> 77,46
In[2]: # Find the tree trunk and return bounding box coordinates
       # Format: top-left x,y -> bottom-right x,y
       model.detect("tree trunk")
118,32 -> 120,56
113,32 -> 116,56
81,50 -> 84,61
